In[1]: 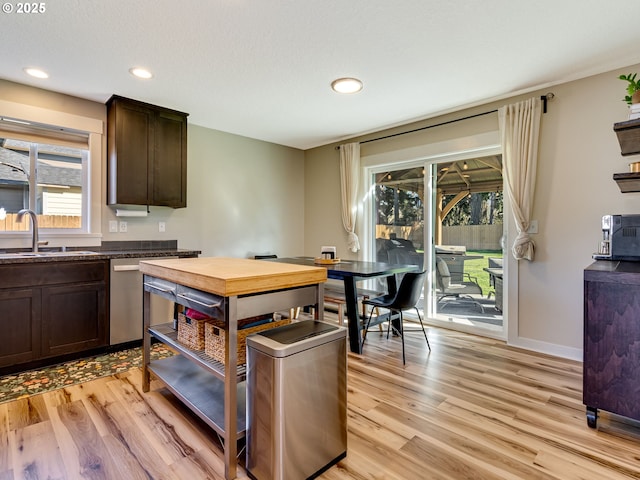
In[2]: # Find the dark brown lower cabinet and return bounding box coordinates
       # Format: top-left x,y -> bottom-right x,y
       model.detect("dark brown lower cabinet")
583,261 -> 640,428
0,261 -> 108,370
42,282 -> 107,358
0,287 -> 40,366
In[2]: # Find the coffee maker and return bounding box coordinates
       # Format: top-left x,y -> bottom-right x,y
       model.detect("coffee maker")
594,214 -> 640,260
598,215 -> 611,257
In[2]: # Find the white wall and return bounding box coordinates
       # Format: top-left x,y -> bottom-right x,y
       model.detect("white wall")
512,65 -> 640,358
101,125 -> 306,258
304,63 -> 640,360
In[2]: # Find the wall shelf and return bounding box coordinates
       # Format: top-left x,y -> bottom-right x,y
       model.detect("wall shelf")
612,119 -> 640,192
614,118 -> 640,156
613,172 -> 640,193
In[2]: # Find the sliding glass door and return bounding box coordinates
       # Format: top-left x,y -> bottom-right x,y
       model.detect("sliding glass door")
428,156 -> 504,336
371,165 -> 426,302
369,155 -> 505,337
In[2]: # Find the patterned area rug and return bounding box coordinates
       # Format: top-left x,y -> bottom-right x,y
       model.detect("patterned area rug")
0,343 -> 175,404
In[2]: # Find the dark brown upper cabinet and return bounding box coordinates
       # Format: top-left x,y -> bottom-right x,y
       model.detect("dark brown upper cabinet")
107,95 -> 188,208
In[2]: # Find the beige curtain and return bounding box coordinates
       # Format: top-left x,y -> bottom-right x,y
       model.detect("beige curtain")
340,142 -> 361,252
499,97 -> 542,261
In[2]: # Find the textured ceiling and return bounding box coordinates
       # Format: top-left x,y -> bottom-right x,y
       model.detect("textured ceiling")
1,0 -> 640,149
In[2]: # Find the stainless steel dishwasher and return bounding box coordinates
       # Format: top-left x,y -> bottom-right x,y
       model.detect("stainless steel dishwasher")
246,320 -> 347,480
110,257 -> 177,345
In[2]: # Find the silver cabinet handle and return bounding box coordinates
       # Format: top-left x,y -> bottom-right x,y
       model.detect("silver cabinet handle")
176,292 -> 221,309
143,282 -> 173,293
113,265 -> 140,272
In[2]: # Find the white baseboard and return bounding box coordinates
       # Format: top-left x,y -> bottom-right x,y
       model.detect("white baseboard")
508,336 -> 583,362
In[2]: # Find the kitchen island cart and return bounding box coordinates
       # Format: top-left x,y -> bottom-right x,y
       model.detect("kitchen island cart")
139,257 -> 327,479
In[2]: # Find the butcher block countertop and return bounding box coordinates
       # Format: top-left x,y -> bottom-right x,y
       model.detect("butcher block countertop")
139,256 -> 327,296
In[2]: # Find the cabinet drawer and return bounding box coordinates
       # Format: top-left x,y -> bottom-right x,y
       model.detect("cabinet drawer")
0,261 -> 107,289
143,275 -> 177,301
143,276 -> 225,319
175,284 -> 225,319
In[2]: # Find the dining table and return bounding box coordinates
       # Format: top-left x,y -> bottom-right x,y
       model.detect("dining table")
269,256 -> 420,353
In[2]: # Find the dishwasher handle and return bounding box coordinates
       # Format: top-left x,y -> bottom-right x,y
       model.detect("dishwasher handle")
113,264 -> 140,272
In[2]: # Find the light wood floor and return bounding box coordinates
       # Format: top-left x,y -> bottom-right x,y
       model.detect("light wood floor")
2,318 -> 640,480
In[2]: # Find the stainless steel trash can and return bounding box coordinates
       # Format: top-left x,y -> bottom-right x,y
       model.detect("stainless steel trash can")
246,320 -> 347,480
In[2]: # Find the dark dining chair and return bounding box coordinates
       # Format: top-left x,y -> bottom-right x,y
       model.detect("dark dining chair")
361,270 -> 430,364
253,254 -> 299,318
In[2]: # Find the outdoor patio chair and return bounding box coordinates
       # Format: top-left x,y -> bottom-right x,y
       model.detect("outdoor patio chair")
435,257 -> 485,313
486,256 -> 503,298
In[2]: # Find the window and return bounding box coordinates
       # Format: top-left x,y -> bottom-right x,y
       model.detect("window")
0,121 -> 90,233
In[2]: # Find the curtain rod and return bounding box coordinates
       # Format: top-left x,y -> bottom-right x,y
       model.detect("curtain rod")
336,93 -> 554,149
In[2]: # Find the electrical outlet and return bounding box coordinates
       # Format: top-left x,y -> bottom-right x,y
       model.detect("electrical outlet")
109,220 -> 118,233
158,221 -> 166,233
119,221 -> 128,233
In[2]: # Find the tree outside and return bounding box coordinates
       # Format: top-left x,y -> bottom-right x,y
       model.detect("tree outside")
442,192 -> 503,226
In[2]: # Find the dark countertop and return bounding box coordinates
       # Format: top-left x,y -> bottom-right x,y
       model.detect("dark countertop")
585,259 -> 640,285
0,240 -> 200,265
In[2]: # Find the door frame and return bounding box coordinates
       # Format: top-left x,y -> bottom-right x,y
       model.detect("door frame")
360,131 -> 513,341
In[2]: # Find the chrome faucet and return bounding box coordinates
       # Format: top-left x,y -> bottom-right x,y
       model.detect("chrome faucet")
16,209 -> 45,253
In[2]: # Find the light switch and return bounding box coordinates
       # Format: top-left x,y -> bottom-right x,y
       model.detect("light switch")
109,220 -> 118,233
159,221 -> 166,232
527,220 -> 538,234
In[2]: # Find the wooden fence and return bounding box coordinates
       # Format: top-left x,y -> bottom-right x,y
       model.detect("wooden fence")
0,213 -> 81,231
377,223 -> 503,251
442,224 -> 503,251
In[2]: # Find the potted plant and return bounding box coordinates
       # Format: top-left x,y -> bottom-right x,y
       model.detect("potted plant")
619,73 -> 640,105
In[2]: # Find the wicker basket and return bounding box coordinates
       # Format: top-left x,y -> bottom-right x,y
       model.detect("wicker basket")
177,312 -> 209,350
205,316 -> 291,365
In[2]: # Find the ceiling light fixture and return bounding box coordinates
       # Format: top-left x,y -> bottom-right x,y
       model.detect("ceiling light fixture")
129,67 -> 153,79
463,161 -> 468,170
24,67 -> 49,79
331,77 -> 363,94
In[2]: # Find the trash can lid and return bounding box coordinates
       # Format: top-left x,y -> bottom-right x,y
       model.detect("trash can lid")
259,320 -> 337,344
247,320 -> 346,357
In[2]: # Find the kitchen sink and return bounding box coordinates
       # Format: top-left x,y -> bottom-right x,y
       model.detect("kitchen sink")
0,250 -> 100,259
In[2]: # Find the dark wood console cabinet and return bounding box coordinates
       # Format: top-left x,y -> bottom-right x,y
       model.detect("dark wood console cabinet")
0,260 -> 108,371
107,95 -> 188,208
583,261 -> 640,428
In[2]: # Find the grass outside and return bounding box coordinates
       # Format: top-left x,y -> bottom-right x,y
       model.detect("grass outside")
462,250 -> 503,296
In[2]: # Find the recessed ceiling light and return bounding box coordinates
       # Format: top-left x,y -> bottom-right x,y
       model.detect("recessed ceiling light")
331,77 -> 363,94
129,67 -> 153,79
24,67 -> 49,79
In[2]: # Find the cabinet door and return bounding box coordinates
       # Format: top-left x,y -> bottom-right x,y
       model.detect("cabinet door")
108,99 -> 153,205
152,110 -> 187,207
583,279 -> 640,421
41,282 -> 107,358
107,95 -> 188,208
0,288 -> 40,367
